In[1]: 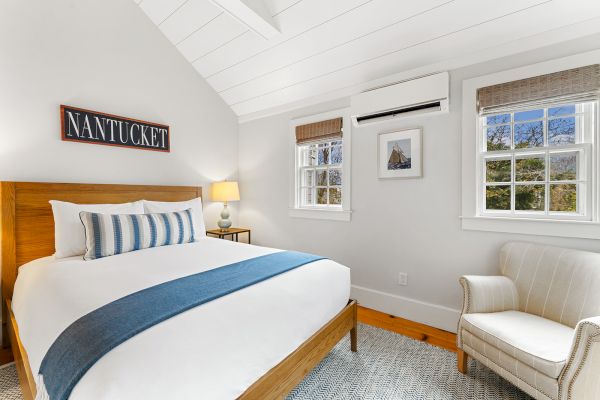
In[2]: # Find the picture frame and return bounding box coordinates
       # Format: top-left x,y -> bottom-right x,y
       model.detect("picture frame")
378,128 -> 422,179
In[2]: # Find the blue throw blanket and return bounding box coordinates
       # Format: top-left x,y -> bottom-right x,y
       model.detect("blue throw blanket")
37,251 -> 324,400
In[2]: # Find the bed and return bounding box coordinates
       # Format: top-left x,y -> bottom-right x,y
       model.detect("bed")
0,182 -> 357,400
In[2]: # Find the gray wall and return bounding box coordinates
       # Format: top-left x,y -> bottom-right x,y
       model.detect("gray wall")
0,0 -> 240,227
0,0 -> 240,338
238,34 -> 600,331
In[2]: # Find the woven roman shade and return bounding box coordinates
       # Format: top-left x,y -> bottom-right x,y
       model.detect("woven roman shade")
295,117 -> 343,144
477,64 -> 600,114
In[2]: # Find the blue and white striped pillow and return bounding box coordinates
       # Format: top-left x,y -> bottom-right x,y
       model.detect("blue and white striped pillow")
80,209 -> 196,260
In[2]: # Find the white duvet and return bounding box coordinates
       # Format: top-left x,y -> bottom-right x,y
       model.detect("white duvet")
11,238 -> 351,399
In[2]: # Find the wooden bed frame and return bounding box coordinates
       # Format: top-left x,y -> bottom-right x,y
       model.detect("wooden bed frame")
0,181 -> 357,400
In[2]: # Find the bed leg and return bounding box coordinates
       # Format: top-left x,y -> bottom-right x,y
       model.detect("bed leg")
2,301 -> 8,349
457,349 -> 468,374
1,325 -> 7,349
350,302 -> 357,352
350,327 -> 357,352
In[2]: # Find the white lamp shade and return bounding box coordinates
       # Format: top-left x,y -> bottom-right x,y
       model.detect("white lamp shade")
211,181 -> 240,202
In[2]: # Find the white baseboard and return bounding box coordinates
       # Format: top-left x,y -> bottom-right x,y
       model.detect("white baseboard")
351,285 -> 461,333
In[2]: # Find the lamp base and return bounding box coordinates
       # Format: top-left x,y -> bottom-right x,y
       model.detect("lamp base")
217,203 -> 232,231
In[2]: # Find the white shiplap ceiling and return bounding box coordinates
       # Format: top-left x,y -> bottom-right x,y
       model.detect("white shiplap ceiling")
133,0 -> 600,118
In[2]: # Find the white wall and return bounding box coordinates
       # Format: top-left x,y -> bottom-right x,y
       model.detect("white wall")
0,0 -> 239,228
238,34 -> 600,332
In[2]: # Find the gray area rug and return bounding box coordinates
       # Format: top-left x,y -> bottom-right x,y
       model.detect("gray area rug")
0,324 -> 531,400
0,363 -> 21,400
288,324 -> 532,400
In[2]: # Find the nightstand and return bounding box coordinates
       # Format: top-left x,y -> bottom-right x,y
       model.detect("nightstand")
206,228 -> 251,244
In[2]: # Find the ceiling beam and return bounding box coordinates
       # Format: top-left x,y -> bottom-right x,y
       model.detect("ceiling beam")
210,0 -> 280,40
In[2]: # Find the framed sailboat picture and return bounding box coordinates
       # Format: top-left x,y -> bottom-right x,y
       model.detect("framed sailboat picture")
378,128 -> 422,179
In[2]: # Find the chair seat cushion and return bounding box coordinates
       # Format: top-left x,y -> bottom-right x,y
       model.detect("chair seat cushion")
462,311 -> 574,378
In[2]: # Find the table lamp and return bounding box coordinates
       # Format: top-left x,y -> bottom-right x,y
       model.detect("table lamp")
211,181 -> 240,231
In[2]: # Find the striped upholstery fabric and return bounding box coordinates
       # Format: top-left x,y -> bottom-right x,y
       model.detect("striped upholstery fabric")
458,241 -> 600,400
461,334 -> 557,400
80,209 -> 196,260
461,312 -> 573,379
500,241 -> 600,328
459,275 -> 519,314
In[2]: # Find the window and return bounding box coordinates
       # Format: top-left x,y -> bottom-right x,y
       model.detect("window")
462,59 -> 600,239
289,109 -> 351,221
297,139 -> 343,207
480,102 -> 596,219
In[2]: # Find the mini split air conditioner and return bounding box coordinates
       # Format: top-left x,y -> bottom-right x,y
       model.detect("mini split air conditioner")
350,72 -> 449,127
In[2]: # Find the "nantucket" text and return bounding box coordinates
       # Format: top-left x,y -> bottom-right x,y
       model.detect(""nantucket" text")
61,105 -> 170,152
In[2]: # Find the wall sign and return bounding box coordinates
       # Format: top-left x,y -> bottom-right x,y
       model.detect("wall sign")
60,105 -> 170,152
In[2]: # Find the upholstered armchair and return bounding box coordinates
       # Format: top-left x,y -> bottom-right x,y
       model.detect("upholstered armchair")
457,241 -> 600,400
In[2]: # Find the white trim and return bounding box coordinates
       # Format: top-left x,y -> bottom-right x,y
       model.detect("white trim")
289,108 -> 352,221
351,285 -> 460,333
289,208 -> 352,222
461,49 -> 600,239
461,216 -> 600,240
238,17 -> 600,123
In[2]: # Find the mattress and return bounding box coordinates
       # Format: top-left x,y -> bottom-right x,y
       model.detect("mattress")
11,237 -> 351,399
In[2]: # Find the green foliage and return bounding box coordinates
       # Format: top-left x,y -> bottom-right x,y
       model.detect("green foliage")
550,184 -> 577,212
329,188 -> 341,205
515,157 -> 544,181
483,106 -> 580,214
486,186 -> 510,210
515,185 -> 544,211
317,188 -> 327,204
486,160 -> 511,182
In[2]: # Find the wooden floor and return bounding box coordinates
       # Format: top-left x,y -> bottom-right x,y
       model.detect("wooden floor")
0,305 -> 457,367
0,347 -> 14,365
358,306 -> 457,352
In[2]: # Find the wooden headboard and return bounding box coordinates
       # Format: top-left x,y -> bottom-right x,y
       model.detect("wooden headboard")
0,182 -> 202,304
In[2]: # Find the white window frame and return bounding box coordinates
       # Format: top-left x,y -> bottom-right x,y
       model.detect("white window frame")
478,103 -> 594,221
461,51 -> 600,239
297,140 -> 343,207
289,108 -> 352,221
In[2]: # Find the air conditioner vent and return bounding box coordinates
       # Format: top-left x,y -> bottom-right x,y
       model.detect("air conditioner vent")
351,72 -> 449,127
355,101 -> 442,124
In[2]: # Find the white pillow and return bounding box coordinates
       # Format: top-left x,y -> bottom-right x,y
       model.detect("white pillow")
142,198 -> 206,240
50,200 -> 144,259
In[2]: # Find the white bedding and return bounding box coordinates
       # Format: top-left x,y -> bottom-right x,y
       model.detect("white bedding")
11,238 -> 351,399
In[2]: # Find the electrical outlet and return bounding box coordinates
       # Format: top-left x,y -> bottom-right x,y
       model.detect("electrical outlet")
398,272 -> 408,286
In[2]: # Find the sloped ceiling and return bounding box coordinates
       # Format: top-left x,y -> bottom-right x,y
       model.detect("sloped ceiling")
133,0 -> 600,118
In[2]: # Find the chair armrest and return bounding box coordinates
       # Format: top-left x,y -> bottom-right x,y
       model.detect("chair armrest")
559,317 -> 600,400
459,275 -> 519,315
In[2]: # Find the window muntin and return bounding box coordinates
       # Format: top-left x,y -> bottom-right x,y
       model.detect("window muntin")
297,139 -> 342,207
480,102 -> 595,219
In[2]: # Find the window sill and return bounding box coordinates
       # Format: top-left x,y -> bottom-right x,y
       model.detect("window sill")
461,215 -> 600,239
289,208 -> 352,222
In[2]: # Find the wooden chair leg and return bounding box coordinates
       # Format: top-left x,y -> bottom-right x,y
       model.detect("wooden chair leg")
457,349 -> 468,374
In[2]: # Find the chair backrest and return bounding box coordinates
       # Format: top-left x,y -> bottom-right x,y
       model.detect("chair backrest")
500,241 -> 600,328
